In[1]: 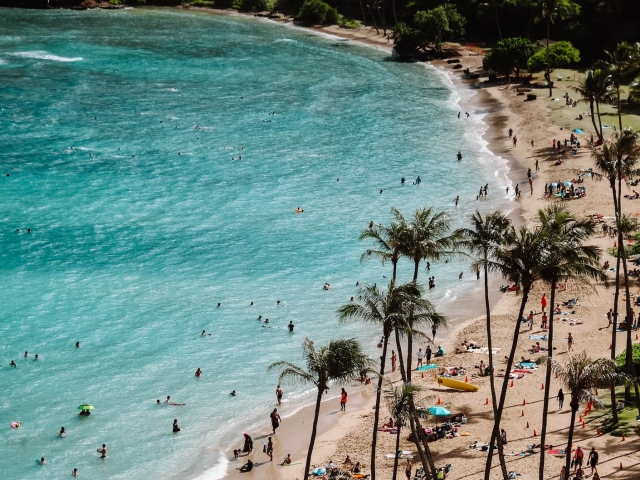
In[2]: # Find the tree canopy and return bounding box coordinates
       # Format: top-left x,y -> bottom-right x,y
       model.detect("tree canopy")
527,40 -> 580,72
482,37 -> 539,77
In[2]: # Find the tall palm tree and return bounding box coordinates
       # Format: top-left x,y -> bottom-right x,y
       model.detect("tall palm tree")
397,206 -> 460,382
591,129 -> 640,420
360,219 -> 406,282
603,42 -> 639,130
385,384 -> 428,480
454,210 -> 511,480
337,281 -> 427,480
268,338 -> 372,480
571,68 -> 613,142
534,0 -> 580,97
549,352 -> 626,480
478,0 -> 507,40
536,205 -> 605,480
484,225 -> 544,476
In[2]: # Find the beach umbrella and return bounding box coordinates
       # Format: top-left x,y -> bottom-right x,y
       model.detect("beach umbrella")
77,404 -> 94,410
427,406 -> 451,417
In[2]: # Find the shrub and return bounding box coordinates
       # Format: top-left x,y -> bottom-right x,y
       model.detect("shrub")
240,0 -> 267,11
298,0 -> 331,24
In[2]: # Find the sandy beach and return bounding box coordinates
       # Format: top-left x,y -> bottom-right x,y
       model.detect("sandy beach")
206,14 -> 640,480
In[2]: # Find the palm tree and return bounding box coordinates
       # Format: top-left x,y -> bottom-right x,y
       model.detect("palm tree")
571,68 -> 613,142
591,129 -> 640,419
337,281 -> 425,480
478,0 -> 507,41
629,76 -> 640,104
268,338 -> 372,480
398,206 -> 460,382
385,384 -> 427,480
454,210 -> 511,480
484,225 -> 545,476
534,0 -> 580,97
360,218 -> 406,283
549,352 -> 626,480
536,205 -> 605,480
603,42 -> 639,130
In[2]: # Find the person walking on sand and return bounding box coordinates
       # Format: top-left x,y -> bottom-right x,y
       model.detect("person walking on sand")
607,309 -> 612,328
391,350 -> 397,372
425,345 -> 432,364
557,388 -> 565,410
588,447 -> 599,474
432,325 -> 437,341
340,388 -> 348,411
535,159 -> 539,171
405,457 -> 412,479
527,311 -> 535,331
567,332 -> 574,352
270,408 -> 281,434
276,385 -> 283,405
513,135 -> 517,147
541,293 -> 547,313
266,436 -> 274,461
573,445 -> 584,472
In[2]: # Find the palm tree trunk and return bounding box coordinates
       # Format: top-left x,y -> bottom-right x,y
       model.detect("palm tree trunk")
408,414 -> 430,478
588,99 -> 599,142
485,289 -> 530,480
369,5 -> 380,34
617,71 -> 623,131
595,100 -> 604,141
414,416 -> 437,476
406,259 -> 421,384
482,259 -> 504,480
610,179 -> 620,423
546,19 -> 552,98
394,330 -> 407,383
371,332 -> 390,480
563,399 -> 579,480
391,0 -> 397,25
494,5 -> 502,40
392,422 -> 401,480
379,0 -> 386,36
358,0 -> 367,27
304,389 -> 324,480
538,281 -> 556,480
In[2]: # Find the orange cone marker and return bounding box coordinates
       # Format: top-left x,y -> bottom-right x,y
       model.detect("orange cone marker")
579,415 -> 583,423
510,380 -> 514,387
421,372 -> 424,378
581,422 -> 586,429
621,434 -> 626,441
437,397 -> 441,405
596,428 -> 601,435
526,421 -> 529,428
541,383 -> 545,390
465,376 -> 469,383
533,429 -> 537,437
485,398 -> 489,405
620,462 -> 623,470
521,409 -> 525,417
523,399 -> 527,406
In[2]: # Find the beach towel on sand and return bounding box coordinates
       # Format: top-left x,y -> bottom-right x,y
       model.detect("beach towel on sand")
528,335 -> 547,341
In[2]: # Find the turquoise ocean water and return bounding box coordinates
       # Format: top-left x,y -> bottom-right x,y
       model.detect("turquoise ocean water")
0,8 -> 512,479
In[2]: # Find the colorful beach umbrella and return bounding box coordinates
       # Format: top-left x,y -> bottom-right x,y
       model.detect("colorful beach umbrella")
77,404 -> 94,410
427,406 -> 451,417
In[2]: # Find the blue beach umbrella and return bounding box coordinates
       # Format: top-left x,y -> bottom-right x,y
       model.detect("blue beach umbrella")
427,406 -> 451,417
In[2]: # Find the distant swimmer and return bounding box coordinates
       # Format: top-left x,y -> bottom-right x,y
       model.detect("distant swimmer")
10,360 -> 16,368
72,468 -> 78,476
401,177 -> 405,184
24,351 -> 28,358
457,151 -> 462,161
75,342 -> 80,348
380,189 -> 383,194
323,283 -> 330,290
454,196 -> 460,206
97,444 -> 107,458
172,419 -> 181,433
39,457 -> 47,465
230,390 -> 236,396
201,330 -> 211,336
34,354 -> 39,361
59,427 -> 66,437
276,385 -> 283,405
287,321 -> 294,332
277,300 -> 281,305
195,368 -> 202,377
217,303 -> 221,308
257,315 -> 262,321
294,208 -> 304,213
459,272 -> 464,280
465,112 -> 470,118
264,318 -> 269,323
415,176 -> 421,185
250,301 -> 254,305
458,111 -> 461,118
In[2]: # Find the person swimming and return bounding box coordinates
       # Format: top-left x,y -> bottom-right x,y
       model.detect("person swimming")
75,342 -> 80,348
294,207 -> 304,213
230,390 -> 236,396
457,151 -> 462,161
172,419 -> 181,433
201,330 -> 211,336
59,427 -> 66,437
287,321 -> 294,332
39,457 -> 47,465
195,368 -> 202,377
10,360 -> 16,367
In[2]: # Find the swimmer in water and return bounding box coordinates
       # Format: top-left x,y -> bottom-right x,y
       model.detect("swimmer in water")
59,427 -> 66,437
257,315 -> 262,321
230,390 -> 236,396
195,368 -> 202,377
10,360 -> 17,367
250,301 -> 254,305
201,330 -> 211,336
294,207 -> 304,213
454,196 -> 459,206
287,321 -> 294,332
24,351 -> 28,358
217,303 -> 221,308
75,342 -> 80,348
72,468 -> 78,476
97,444 -> 107,458
401,177 -> 405,184
265,318 -> 269,324
277,300 -> 281,305
173,419 -> 181,433
457,151 -> 462,161
40,457 -> 47,465
380,189 -> 383,194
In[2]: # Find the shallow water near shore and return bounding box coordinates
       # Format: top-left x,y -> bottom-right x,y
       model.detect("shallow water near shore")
0,8 -> 512,479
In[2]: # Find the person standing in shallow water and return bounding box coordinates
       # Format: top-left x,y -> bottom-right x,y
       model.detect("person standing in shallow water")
276,385 -> 283,405
173,419 -> 180,433
340,388 -> 348,411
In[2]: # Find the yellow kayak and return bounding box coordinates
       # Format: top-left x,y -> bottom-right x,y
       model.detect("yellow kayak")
435,376 -> 479,392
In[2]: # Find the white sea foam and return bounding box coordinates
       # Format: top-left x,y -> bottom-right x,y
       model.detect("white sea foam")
11,51 -> 83,62
192,454 -> 229,480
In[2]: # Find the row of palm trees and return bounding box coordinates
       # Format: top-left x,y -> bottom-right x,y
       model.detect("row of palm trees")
269,201 -> 627,480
